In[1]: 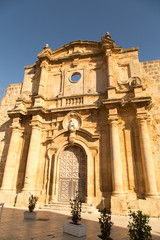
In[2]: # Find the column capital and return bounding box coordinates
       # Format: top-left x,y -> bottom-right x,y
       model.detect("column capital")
30,120 -> 43,130
108,118 -> 119,125
136,115 -> 148,127
47,147 -> 58,159
90,147 -> 98,157
30,115 -> 44,130
40,61 -> 49,69
105,51 -> 112,57
11,118 -> 24,131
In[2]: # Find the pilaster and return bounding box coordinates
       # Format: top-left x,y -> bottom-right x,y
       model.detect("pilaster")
38,61 -> 48,96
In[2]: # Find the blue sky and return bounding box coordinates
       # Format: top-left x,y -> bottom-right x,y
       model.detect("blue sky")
0,0 -> 160,101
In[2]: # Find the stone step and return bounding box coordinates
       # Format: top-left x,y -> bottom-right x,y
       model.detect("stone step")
41,202 -> 97,213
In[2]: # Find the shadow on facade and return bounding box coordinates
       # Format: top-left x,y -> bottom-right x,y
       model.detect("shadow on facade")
122,117 -> 146,199
0,119 -> 12,188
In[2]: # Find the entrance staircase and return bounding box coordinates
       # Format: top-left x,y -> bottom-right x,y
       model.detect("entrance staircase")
41,202 -> 97,213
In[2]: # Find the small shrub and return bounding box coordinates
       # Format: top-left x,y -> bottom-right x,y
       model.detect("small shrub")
98,208 -> 113,240
28,193 -> 39,212
70,192 -> 82,225
128,210 -> 152,240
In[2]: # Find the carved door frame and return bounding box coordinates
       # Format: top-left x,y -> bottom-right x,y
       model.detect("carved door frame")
49,137 -> 98,205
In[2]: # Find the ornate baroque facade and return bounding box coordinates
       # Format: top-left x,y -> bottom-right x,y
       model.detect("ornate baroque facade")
0,33 -> 160,216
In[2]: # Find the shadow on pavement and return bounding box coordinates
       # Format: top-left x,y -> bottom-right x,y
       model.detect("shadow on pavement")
0,207 -> 159,240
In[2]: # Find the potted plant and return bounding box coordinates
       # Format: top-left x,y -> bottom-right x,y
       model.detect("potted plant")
127,210 -> 152,240
98,208 -> 113,240
63,192 -> 86,237
24,193 -> 39,220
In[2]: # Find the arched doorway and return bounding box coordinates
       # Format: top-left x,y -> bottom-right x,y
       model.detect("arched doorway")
58,145 -> 86,202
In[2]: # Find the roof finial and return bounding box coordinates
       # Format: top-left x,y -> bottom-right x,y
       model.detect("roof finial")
43,44 -> 49,49
105,32 -> 111,39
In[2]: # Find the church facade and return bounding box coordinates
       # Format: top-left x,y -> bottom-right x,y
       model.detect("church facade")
0,33 -> 160,216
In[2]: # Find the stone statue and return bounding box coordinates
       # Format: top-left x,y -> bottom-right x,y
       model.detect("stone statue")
68,118 -> 78,131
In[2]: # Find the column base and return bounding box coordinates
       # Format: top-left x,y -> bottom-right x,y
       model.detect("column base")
145,193 -> 160,198
0,189 -> 17,206
110,194 -> 160,217
15,189 -> 41,208
85,196 -> 94,205
111,195 -> 127,215
111,191 -> 125,197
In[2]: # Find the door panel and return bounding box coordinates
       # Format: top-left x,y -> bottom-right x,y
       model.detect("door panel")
59,146 -> 86,202
59,179 -> 71,202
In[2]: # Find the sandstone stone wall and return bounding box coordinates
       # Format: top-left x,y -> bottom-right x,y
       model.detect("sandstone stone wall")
0,83 -> 22,185
0,37 -> 160,215
141,60 -> 160,173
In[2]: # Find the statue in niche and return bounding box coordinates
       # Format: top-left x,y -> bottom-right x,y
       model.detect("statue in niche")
68,118 -> 78,131
67,118 -> 79,145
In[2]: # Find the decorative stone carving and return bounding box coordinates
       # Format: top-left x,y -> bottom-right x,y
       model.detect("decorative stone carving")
68,118 -> 79,131
118,76 -> 142,91
62,112 -> 82,145
19,91 -> 31,101
63,111 -> 82,130
129,77 -> 142,88
68,119 -> 77,144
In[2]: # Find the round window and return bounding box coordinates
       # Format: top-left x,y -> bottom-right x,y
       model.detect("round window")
70,72 -> 81,83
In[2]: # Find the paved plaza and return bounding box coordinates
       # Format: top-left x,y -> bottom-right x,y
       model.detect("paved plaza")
0,207 -> 160,240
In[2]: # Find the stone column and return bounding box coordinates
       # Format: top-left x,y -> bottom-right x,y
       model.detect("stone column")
109,119 -> 124,195
38,61 -> 48,96
138,118 -> 158,196
1,118 -> 23,190
23,122 -> 42,191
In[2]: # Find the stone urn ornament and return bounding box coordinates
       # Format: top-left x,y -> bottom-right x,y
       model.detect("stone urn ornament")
24,193 -> 39,220
63,192 -> 86,237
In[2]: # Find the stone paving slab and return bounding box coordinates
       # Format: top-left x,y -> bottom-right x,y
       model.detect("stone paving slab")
0,207 -> 160,240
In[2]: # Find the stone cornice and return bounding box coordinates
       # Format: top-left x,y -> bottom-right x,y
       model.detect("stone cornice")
102,96 -> 151,109
7,109 -> 27,118
38,51 -> 104,64
37,41 -> 103,63
130,96 -> 151,104
24,63 -> 37,70
26,105 -> 99,116
121,47 -> 139,53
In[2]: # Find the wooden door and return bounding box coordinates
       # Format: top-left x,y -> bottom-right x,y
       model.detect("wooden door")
59,146 -> 86,202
